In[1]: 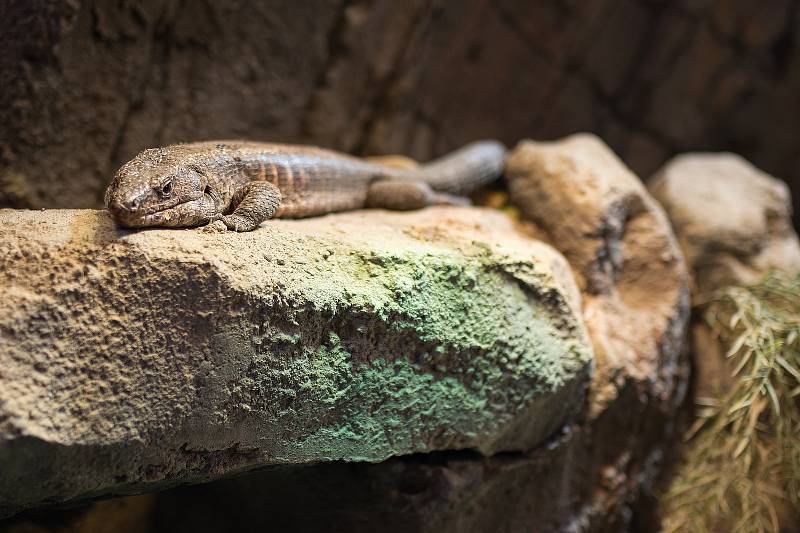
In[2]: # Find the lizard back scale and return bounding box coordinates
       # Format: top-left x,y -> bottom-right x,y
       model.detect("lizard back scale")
105,140 -> 507,232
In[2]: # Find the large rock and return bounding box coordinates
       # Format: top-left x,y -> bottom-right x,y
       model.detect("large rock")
0,207 -> 592,518
0,135 -> 694,532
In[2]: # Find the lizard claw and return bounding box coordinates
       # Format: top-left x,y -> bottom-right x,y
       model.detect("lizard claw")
202,214 -> 248,232
218,214 -> 256,232
201,219 -> 228,233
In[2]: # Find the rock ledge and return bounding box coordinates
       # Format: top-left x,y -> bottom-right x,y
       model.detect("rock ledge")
0,207 -> 592,517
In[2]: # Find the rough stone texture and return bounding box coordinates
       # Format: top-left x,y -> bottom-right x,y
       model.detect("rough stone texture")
0,207 -> 592,518
649,153 -> 800,398
649,152 -> 800,294
2,1 -> 799,226
506,133 -> 690,417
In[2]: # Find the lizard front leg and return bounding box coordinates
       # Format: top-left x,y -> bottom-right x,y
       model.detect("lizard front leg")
366,179 -> 471,210
218,181 -> 282,232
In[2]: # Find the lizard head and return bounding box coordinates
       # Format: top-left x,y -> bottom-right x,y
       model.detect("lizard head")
105,147 -> 215,228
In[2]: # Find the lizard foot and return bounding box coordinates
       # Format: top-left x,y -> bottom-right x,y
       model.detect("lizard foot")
218,214 -> 259,232
201,219 -> 229,233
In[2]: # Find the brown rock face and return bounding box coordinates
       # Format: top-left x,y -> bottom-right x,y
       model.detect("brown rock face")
0,135 -> 691,532
649,153 -> 800,294
506,133 -> 690,417
1,1 -> 799,226
500,133 -> 690,529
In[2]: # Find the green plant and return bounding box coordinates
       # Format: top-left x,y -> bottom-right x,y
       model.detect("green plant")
662,273 -> 800,533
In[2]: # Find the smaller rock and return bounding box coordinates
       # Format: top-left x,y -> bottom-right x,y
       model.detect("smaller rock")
506,133 -> 689,416
649,153 -> 800,400
649,152 -> 800,293
504,133 -> 692,529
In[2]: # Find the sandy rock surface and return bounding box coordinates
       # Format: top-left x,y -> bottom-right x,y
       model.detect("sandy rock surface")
487,133 -> 691,529
0,207 -> 592,518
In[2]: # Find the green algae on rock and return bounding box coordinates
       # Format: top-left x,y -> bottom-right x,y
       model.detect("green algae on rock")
0,207 -> 592,517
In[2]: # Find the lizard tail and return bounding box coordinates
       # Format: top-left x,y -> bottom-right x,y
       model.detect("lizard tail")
414,140 -> 507,194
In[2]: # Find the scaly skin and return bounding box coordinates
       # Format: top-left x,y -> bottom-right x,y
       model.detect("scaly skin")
105,140 -> 506,231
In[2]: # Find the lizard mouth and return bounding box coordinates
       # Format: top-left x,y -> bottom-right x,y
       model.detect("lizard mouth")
110,195 -> 215,228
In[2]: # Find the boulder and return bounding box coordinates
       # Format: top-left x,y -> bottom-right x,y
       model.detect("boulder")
0,207 -> 592,518
649,152 -> 800,294
506,133 -> 690,417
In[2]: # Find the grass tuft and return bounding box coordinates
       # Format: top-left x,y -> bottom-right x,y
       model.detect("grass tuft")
662,273 -> 800,533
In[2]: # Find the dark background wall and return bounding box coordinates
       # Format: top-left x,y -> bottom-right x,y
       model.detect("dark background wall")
2,0 -> 798,225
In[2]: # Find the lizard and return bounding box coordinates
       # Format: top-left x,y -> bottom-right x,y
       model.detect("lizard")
105,140 -> 507,232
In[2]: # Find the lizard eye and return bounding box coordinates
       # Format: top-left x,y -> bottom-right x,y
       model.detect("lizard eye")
159,179 -> 173,197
